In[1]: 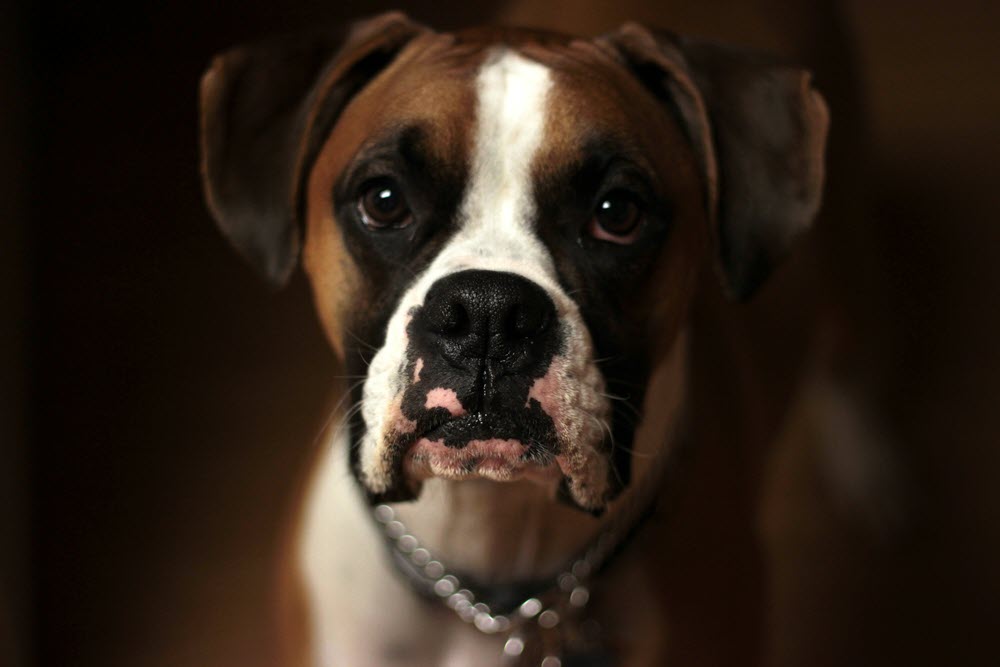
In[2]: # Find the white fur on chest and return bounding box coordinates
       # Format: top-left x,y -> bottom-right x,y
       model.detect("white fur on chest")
298,427 -> 511,666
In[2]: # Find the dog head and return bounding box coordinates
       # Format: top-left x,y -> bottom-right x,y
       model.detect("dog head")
199,13 -> 828,513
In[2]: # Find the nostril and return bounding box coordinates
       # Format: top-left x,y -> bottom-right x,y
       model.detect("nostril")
432,300 -> 470,337
504,303 -> 548,340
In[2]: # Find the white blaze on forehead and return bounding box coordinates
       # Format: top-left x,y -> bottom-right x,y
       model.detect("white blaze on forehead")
456,49 -> 554,271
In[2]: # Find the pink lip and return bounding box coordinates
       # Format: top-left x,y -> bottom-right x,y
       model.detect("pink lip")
404,437 -> 560,483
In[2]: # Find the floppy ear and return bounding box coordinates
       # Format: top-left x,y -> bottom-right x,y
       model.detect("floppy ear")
199,12 -> 428,286
599,23 -> 830,301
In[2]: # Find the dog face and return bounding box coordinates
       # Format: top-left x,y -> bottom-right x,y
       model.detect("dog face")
303,33 -> 710,511
200,14 -> 828,513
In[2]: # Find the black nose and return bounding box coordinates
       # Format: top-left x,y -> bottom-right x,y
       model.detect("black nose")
420,270 -> 557,370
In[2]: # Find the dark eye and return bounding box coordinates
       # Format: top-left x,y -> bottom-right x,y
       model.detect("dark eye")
588,190 -> 643,244
357,177 -> 412,229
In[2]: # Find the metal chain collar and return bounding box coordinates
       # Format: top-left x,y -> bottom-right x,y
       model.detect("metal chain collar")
373,502 -> 615,666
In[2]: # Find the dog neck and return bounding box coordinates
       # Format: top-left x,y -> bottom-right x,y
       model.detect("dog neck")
390,475 -> 599,582
387,331 -> 689,584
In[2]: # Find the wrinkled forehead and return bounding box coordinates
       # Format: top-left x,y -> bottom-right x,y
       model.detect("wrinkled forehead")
530,42 -> 698,188
312,35 -> 480,181
322,34 -> 690,193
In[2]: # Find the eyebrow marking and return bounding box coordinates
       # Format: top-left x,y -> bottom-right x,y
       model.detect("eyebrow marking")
333,124 -> 431,199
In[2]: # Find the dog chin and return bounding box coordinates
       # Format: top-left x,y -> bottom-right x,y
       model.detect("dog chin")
403,437 -> 563,484
358,425 -> 616,514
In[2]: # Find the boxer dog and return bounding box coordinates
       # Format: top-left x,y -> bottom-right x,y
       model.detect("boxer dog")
200,11 -> 828,666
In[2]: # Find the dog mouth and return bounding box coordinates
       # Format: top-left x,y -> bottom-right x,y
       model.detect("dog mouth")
356,291 -> 619,510
401,412 -> 561,483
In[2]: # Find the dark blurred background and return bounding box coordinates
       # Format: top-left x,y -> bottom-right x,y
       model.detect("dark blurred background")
2,1 -> 998,665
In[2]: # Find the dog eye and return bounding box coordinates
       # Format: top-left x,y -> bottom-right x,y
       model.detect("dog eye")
357,177 -> 412,229
589,190 -> 643,243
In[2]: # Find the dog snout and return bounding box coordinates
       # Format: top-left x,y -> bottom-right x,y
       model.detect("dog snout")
418,269 -> 556,370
